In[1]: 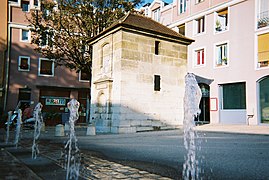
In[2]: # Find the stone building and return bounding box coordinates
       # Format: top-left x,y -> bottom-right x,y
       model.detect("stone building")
90,13 -> 193,133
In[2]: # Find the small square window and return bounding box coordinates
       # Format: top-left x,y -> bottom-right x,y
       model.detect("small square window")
154,75 -> 161,91
18,56 -> 30,71
22,1 -> 29,12
21,29 -> 30,42
39,58 -> 54,76
79,69 -> 91,82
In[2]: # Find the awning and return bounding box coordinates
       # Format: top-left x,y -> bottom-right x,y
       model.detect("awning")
194,74 -> 214,85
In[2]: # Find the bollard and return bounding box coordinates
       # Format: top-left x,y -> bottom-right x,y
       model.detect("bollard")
55,124 -> 64,136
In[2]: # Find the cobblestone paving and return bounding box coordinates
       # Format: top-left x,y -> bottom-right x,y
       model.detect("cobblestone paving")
20,140 -> 172,180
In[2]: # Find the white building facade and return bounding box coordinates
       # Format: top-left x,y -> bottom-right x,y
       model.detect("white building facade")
143,0 -> 269,125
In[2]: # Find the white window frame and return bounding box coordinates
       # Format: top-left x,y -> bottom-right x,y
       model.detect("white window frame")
18,56 -> 30,71
9,0 -> 21,7
21,0 -> 30,12
153,8 -> 160,22
38,58 -> 55,77
20,29 -> 30,42
79,70 -> 90,82
214,41 -> 229,68
193,47 -> 206,67
214,7 -> 230,34
193,16 -> 206,36
179,0 -> 187,14
255,31 -> 269,70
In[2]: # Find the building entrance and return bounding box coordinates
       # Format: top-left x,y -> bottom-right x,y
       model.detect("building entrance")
197,83 -> 210,124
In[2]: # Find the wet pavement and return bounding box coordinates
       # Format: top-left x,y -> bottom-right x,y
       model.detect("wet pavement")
1,124 -> 269,179
0,128 -> 172,179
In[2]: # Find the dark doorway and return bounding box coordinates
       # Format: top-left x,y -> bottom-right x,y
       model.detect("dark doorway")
197,83 -> 210,124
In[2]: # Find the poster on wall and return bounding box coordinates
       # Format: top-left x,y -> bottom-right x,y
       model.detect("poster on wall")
210,98 -> 218,111
45,98 -> 66,106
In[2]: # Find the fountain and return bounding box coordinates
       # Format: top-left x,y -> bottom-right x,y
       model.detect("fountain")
32,103 -> 44,159
5,111 -> 12,144
14,109 -> 22,148
64,99 -> 81,180
182,73 -> 202,180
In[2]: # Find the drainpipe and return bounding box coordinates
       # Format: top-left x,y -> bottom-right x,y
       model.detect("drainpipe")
3,2 -> 11,112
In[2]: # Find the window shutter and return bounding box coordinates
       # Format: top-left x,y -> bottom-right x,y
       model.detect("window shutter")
258,33 -> 269,62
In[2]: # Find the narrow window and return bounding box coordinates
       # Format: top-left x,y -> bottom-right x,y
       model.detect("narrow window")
258,0 -> 269,28
258,33 -> 269,68
195,49 -> 205,66
155,41 -> 160,55
18,56 -> 30,71
179,0 -> 187,14
22,1 -> 29,12
34,0 -> 39,6
178,24 -> 185,35
215,8 -> 228,32
153,8 -> 160,22
154,75 -> 161,91
196,16 -> 205,34
39,58 -> 54,76
21,29 -> 30,42
216,43 -> 228,66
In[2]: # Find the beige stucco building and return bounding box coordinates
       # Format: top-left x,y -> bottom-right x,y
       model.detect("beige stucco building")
90,13 -> 193,133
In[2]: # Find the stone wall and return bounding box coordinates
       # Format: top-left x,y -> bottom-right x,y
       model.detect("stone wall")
90,30 -> 188,133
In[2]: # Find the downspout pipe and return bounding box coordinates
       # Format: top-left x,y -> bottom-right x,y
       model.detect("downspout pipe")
3,2 -> 11,112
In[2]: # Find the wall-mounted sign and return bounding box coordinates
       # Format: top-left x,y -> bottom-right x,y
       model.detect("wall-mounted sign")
210,98 -> 218,111
45,98 -> 66,106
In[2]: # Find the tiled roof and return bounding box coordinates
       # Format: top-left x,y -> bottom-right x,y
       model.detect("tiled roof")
90,12 -> 194,45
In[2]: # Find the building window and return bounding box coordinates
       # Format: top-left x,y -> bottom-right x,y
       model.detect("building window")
259,76 -> 269,124
101,43 -> 111,75
178,24 -> 185,35
21,29 -> 30,42
155,41 -> 160,55
79,69 -> 91,82
257,0 -> 269,28
215,43 -> 228,66
34,0 -> 39,6
215,8 -> 228,32
40,31 -> 53,47
179,0 -> 187,14
257,33 -> 269,68
18,87 -> 31,105
38,58 -> 54,76
153,8 -> 160,22
18,56 -> 30,71
22,1 -> 29,12
221,82 -> 246,110
195,16 -> 205,34
154,75 -> 161,91
195,49 -> 205,66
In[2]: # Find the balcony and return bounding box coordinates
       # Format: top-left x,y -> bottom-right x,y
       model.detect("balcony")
258,11 -> 269,29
